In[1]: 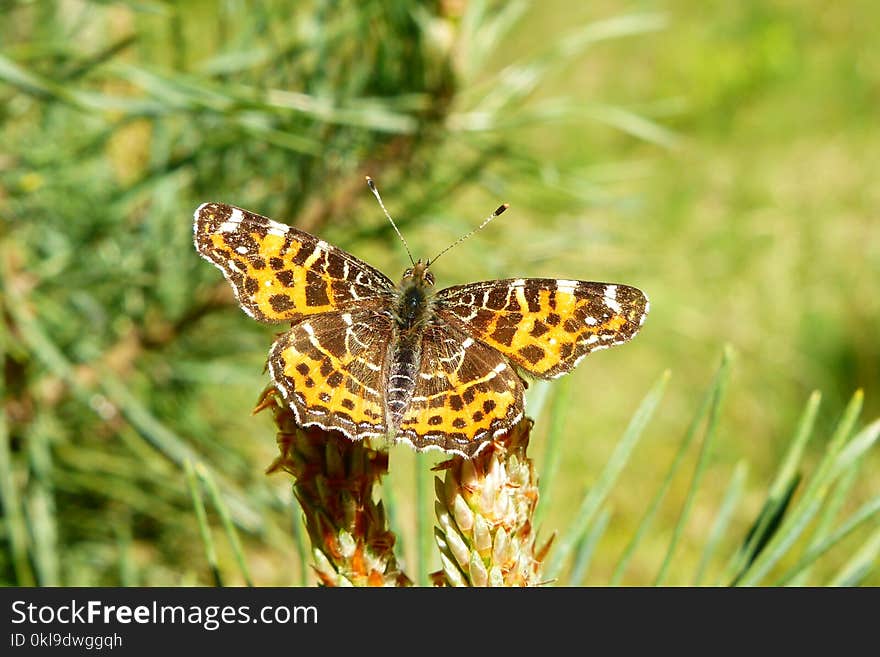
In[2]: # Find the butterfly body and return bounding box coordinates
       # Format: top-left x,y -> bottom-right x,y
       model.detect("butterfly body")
385,265 -> 433,436
194,202 -> 648,457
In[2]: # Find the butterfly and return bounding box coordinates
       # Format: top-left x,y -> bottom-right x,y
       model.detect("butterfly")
193,181 -> 648,457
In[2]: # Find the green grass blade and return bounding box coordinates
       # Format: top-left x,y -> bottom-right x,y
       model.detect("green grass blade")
416,452 -> 431,586
579,103 -> 679,148
0,288 -> 36,586
696,460 -> 748,586
737,410 -> 878,586
774,495 -> 880,586
184,460 -> 222,586
0,54 -> 164,114
25,415 -> 60,586
535,377 -> 571,527
380,474 -> 404,566
724,390 -> 821,584
96,374 -> 198,466
829,524 -> 880,587
0,408 -> 36,586
789,465 -> 858,582
612,350 -> 730,585
0,53 -> 75,102
568,508 -> 612,585
525,380 -> 554,425
831,415 -> 880,477
654,348 -> 732,585
62,34 -> 139,81
198,463 -> 253,587
770,392 -> 824,498
288,495 -> 309,587
457,0 -> 529,80
115,519 -> 137,587
557,13 -> 668,57
545,370 -> 670,580
786,390 -> 864,585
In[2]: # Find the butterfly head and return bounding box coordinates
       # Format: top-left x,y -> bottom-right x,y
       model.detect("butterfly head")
402,259 -> 435,288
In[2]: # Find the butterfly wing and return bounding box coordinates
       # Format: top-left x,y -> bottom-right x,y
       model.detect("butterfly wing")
395,322 -> 525,457
194,202 -> 394,323
436,279 -> 648,379
268,306 -> 393,440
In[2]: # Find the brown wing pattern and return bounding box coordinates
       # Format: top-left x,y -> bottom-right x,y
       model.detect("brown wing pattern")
267,306 -> 393,440
194,202 -> 394,323
436,278 -> 649,379
396,322 -> 525,457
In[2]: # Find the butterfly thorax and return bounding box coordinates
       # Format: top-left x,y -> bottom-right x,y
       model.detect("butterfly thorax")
392,260 -> 436,332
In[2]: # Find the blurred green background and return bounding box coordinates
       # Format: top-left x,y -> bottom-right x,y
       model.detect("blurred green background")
1,0 -> 877,586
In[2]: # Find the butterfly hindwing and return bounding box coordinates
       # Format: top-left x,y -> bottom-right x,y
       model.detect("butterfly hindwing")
194,202 -> 394,323
267,306 -> 393,440
437,279 -> 649,379
396,322 -> 525,457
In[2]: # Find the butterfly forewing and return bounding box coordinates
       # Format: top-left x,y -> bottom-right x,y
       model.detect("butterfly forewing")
437,278 -> 649,379
194,202 -> 394,323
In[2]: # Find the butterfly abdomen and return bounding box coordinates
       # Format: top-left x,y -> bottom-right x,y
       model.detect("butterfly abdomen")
385,332 -> 422,432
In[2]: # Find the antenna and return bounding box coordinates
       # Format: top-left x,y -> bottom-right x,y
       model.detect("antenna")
366,176 -> 415,266
428,203 -> 509,266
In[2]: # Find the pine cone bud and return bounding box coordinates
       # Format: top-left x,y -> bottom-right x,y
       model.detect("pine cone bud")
259,388 -> 411,586
432,418 -> 550,586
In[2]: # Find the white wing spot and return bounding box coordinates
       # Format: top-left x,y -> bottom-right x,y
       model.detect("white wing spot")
585,316 -> 598,326
235,245 -> 248,254
604,285 -> 622,313
266,221 -> 290,237
218,208 -> 245,233
557,279 -> 578,295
